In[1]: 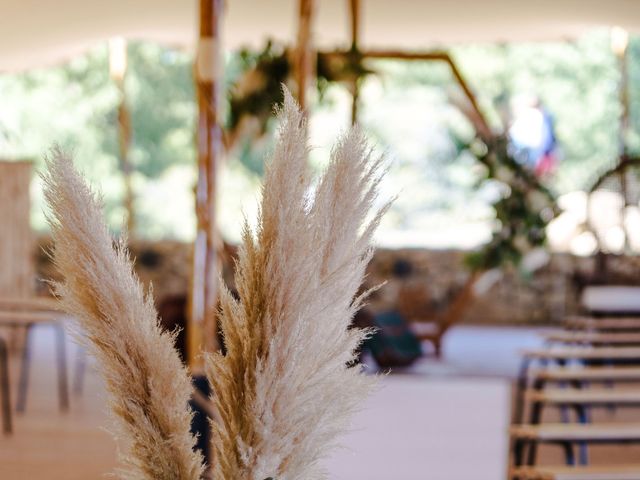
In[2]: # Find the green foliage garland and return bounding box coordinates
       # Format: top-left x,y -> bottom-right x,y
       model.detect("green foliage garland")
464,135 -> 558,271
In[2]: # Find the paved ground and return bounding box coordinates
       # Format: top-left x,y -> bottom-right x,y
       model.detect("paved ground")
0,325 -> 538,479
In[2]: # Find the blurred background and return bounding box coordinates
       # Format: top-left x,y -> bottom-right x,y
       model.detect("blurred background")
3,1 -> 640,479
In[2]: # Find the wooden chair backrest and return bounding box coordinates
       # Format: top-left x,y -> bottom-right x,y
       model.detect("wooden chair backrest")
0,161 -> 33,298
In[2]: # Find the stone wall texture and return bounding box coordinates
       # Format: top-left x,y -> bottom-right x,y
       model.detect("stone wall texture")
33,237 -> 640,326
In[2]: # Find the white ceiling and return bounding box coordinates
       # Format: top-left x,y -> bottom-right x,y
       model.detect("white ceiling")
2,0 -> 640,72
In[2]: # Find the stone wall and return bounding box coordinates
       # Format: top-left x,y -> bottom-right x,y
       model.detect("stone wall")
33,237 -> 640,326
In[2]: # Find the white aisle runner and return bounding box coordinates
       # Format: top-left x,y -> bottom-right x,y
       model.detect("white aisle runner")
324,375 -> 510,480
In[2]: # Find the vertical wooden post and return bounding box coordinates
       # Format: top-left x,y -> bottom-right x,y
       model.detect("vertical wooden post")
349,0 -> 361,124
612,27 -> 630,249
190,0 -> 223,369
612,26 -> 630,156
295,0 -> 314,110
109,38 -> 135,234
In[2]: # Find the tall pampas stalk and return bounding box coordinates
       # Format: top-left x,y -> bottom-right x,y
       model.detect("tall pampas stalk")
206,89 -> 390,480
42,149 -> 204,480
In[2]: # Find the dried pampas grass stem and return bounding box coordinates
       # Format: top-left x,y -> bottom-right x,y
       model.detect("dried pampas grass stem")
206,89 -> 390,480
43,149 -> 203,480
42,86 -> 389,480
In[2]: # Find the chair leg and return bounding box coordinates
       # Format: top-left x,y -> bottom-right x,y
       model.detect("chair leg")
526,401 -> 543,465
562,442 -> 575,466
513,357 -> 532,424
433,338 -> 442,358
575,404 -> 589,465
16,324 -> 33,413
54,325 -> 69,412
73,345 -> 86,396
0,338 -> 12,435
513,438 -> 525,467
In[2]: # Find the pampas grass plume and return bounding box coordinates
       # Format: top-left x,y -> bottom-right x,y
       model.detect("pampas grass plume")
42,86 -> 389,480
42,149 -> 204,480
206,89 -> 390,480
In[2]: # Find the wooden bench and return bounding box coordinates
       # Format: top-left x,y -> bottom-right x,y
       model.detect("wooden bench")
543,331 -> 640,346
511,423 -> 640,466
565,317 -> 640,332
511,465 -> 640,480
521,389 -> 640,463
526,388 -> 640,406
533,367 -> 640,383
522,347 -> 640,361
515,348 -> 640,423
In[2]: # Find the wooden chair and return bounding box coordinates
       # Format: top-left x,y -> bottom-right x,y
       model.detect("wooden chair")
0,161 -> 70,432
400,272 -> 480,357
0,309 -> 70,413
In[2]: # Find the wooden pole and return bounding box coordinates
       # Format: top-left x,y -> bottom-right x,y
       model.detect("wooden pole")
612,27 -> 630,249
109,38 -> 135,234
295,0 -> 314,110
612,27 -> 630,157
117,88 -> 134,234
349,0 -> 360,124
190,0 -> 223,369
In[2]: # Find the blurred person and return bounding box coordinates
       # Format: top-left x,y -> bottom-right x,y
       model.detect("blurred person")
509,94 -> 558,177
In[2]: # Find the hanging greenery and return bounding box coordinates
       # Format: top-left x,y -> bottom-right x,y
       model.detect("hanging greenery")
227,41 -> 559,272
316,47 -> 375,99
226,42 -> 291,144
226,41 -> 374,146
463,134 -> 558,272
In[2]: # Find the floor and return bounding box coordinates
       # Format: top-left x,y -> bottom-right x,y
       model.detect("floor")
0,325 -> 532,480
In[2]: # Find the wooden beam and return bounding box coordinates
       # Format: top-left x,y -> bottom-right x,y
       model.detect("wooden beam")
322,48 -> 492,138
364,50 -> 491,138
295,0 -> 314,110
349,0 -> 361,124
190,0 -> 223,369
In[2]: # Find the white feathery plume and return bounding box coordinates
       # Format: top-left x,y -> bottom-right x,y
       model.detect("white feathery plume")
206,88 -> 390,480
42,148 -> 204,480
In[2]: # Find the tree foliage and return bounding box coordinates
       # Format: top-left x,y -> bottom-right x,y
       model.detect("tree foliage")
0,30 -> 636,245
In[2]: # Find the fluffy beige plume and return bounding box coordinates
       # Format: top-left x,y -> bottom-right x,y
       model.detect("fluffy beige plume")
206,89 -> 390,480
42,149 -> 203,480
